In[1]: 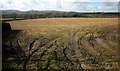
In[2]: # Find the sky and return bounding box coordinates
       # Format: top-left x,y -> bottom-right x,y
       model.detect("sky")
0,0 -> 120,12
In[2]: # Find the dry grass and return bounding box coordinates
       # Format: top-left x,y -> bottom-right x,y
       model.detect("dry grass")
3,18 -> 118,70
9,18 -> 118,30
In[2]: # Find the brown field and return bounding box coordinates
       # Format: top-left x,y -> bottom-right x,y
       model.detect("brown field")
9,18 -> 118,30
3,18 -> 119,70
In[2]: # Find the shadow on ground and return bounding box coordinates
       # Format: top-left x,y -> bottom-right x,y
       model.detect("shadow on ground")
2,21 -> 22,70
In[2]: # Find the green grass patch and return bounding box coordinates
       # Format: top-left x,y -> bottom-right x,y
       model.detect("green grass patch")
1,18 -> 24,21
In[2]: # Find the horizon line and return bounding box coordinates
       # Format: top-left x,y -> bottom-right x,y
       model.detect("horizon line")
1,9 -> 119,13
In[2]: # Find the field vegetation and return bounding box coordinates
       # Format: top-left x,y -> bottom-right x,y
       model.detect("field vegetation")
2,18 -> 119,70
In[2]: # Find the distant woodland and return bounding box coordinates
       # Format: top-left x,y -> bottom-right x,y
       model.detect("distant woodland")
1,10 -> 119,20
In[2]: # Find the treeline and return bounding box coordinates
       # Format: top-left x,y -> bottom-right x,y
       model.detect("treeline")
2,10 -> 119,20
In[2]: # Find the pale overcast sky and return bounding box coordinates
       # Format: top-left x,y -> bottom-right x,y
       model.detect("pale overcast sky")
0,0 -> 120,12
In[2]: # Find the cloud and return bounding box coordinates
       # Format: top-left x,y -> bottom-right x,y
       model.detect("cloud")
65,0 -> 120,2
99,2 -> 118,12
119,2 -> 120,11
0,0 -> 119,12
65,0 -> 92,2
100,0 -> 119,2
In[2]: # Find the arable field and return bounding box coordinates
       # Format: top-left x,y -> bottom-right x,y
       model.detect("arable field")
3,18 -> 119,70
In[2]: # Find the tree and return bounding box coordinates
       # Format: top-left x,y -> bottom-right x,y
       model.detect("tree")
11,12 -> 17,20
